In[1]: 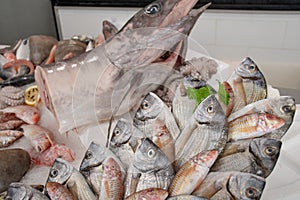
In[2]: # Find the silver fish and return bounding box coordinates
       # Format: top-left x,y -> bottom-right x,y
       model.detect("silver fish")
193,172 -> 266,200
48,158 -> 96,200
175,95 -> 228,169
5,183 -> 49,200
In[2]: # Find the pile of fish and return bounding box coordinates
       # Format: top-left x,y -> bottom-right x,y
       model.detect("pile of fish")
0,0 -> 297,199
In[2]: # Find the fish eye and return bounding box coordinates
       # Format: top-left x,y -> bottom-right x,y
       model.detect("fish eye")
264,146 -> 276,156
85,151 -> 93,160
247,64 -> 256,71
147,148 -> 156,158
145,3 -> 161,15
245,187 -> 258,198
141,100 -> 150,110
281,105 -> 292,113
23,39 -> 28,45
114,128 -> 121,136
50,169 -> 59,178
207,104 -> 214,114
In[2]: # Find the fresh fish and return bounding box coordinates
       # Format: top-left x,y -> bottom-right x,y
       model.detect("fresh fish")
0,149 -> 31,193
0,120 -> 23,131
46,182 -> 74,200
192,172 -> 266,200
228,113 -> 285,141
0,130 -> 23,148
80,165 -> 103,197
99,157 -> 124,200
133,138 -> 174,193
227,57 -> 267,112
125,188 -> 168,200
35,1 -> 210,133
48,158 -> 97,200
1,105 -> 40,125
5,183 -> 49,200
175,95 -> 228,169
54,40 -> 87,62
228,96 -> 296,140
167,195 -> 209,200
211,138 -> 282,178
21,124 -> 54,153
134,92 -> 180,140
169,150 -> 218,196
102,20 -> 119,40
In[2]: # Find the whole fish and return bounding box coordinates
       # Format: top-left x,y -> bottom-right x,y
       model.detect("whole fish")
169,150 -> 218,196
227,57 -> 267,112
35,1 -> 211,133
5,183 -> 49,200
192,172 -> 266,200
0,149 -> 31,193
46,182 -> 74,200
175,95 -> 228,169
228,113 -> 285,141
99,157 -> 124,200
211,138 -> 282,178
48,158 -> 97,200
125,188 -> 168,200
228,96 -> 296,140
1,105 -> 40,125
167,195 -> 209,200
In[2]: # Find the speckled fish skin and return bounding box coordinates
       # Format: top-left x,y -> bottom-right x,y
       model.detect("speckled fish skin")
211,138 -> 282,178
169,150 -> 218,196
48,158 -> 96,200
6,183 -> 49,200
175,95 -> 228,169
167,195 -> 209,200
46,182 -> 74,200
1,105 -> 40,125
134,92 -> 180,140
99,157 -> 124,200
228,57 -> 267,112
228,96 -> 296,140
228,113 -> 285,141
192,172 -> 266,200
125,188 -> 168,200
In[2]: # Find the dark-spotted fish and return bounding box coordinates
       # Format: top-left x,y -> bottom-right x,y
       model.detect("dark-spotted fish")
175,95 -> 227,169
5,183 -> 49,200
211,138 -> 282,178
125,188 -> 168,200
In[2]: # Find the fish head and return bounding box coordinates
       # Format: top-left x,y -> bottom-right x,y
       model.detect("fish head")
274,96 -> 296,119
5,183 -> 28,200
235,57 -> 264,80
80,142 -> 106,171
110,118 -> 132,146
22,106 -> 40,125
103,157 -> 121,175
228,173 -> 266,200
250,138 -> 282,177
134,138 -> 170,172
261,113 -> 285,131
135,92 -> 164,121
183,75 -> 207,89
46,182 -> 65,199
47,158 -> 73,184
194,95 -> 226,125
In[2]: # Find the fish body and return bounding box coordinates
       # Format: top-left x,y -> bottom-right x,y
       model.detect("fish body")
169,150 -> 218,196
167,195 -> 209,200
125,188 -> 168,200
1,105 -> 40,125
175,95 -> 227,169
228,113 -> 285,141
46,182 -> 74,200
0,130 -> 23,147
81,165 -> 103,196
6,183 -> 49,200
54,40 -> 87,62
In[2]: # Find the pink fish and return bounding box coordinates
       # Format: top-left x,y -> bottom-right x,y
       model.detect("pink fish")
1,105 -> 40,124
46,182 -> 74,200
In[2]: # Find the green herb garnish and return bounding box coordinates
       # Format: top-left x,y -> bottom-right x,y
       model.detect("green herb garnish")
186,86 -> 212,106
218,81 -> 230,105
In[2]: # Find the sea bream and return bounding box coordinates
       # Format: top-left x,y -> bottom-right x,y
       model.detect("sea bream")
35,0 -> 211,133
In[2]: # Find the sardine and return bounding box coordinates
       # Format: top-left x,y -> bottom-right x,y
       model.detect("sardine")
169,150 -> 218,196
0,149 -> 31,193
228,113 -> 285,141
227,57 -> 267,112
125,188 -> 168,200
134,92 -> 180,140
46,182 -> 74,200
211,138 -> 282,178
175,95 -> 227,169
192,172 -> 266,200
228,96 -> 296,140
48,158 -> 97,200
5,183 -> 49,200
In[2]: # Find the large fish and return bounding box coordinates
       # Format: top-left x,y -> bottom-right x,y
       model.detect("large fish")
5,183 -> 49,200
175,95 -> 228,169
211,138 -> 282,178
35,1 -> 211,133
192,172 -> 266,200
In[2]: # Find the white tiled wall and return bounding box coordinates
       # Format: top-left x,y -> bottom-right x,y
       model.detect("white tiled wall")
56,7 -> 300,89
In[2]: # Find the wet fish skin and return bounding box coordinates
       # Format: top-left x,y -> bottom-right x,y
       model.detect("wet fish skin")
46,182 -> 74,200
169,150 -> 218,196
102,20 -> 119,40
1,105 -> 40,125
167,195 -> 209,200
6,183 -> 49,200
80,165 -> 103,196
125,188 -> 168,200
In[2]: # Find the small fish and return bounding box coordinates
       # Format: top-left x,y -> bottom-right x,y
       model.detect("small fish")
1,105 -> 40,124
48,158 -> 97,200
46,182 -> 74,200
125,188 -> 168,200
0,149 -> 31,193
192,172 -> 266,200
21,124 -> 54,153
169,150 -> 218,196
175,95 -> 227,169
228,113 -> 285,141
99,157 -> 124,200
0,130 -> 23,148
167,195 -> 209,200
0,120 -> 23,131
134,92 -> 180,140
227,57 -> 267,112
6,183 -> 49,200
